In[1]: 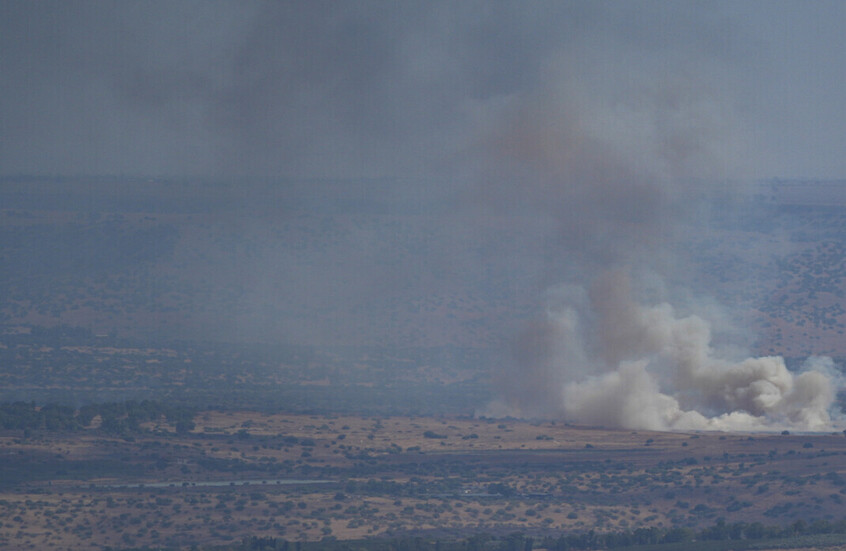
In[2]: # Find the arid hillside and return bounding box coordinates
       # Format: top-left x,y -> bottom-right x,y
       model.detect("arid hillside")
4,179 -> 846,358
3,411 -> 846,550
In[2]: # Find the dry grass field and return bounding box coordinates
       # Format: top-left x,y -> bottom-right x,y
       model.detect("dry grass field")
2,412 -> 846,550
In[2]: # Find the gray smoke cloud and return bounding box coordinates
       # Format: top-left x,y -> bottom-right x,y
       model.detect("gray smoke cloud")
473,23 -> 844,431
489,272 -> 840,431
2,2 -> 844,428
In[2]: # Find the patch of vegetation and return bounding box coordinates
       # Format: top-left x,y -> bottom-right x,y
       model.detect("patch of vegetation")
0,399 -> 196,435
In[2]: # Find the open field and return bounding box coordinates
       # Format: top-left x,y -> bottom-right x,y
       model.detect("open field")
3,412 -> 846,549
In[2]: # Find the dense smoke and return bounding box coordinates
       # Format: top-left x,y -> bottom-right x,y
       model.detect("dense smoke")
490,272 -> 839,431
478,34 -> 843,432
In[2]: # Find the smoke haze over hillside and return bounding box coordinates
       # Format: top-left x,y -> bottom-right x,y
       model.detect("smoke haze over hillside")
2,2 -> 845,429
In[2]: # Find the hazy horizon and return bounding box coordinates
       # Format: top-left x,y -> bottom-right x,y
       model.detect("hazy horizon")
1,2 -> 845,183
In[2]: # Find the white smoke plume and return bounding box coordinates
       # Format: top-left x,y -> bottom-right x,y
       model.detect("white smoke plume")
489,272 -> 842,432
479,31 -> 843,432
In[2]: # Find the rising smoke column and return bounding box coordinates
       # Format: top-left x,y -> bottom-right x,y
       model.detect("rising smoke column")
481,44 -> 843,432
548,272 -> 838,431
491,270 -> 841,431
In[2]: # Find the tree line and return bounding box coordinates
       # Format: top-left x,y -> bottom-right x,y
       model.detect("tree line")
0,399 -> 196,434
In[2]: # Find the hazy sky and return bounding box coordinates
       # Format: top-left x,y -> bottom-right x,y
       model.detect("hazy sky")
1,1 -> 844,182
